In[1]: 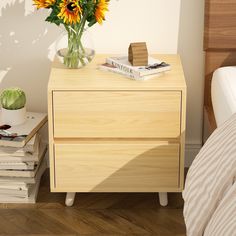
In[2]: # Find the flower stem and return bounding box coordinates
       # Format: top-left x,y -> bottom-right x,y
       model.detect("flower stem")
63,12 -> 88,68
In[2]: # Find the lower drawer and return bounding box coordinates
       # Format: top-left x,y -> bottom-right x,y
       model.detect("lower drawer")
53,141 -> 180,192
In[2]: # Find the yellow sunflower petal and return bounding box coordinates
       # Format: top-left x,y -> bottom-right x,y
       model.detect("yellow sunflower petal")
57,0 -> 82,25
33,0 -> 56,9
95,0 -> 109,25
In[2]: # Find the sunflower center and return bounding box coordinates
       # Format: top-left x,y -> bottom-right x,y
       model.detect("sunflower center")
67,2 -> 76,12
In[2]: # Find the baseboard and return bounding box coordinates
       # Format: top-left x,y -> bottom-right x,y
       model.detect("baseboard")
185,143 -> 202,167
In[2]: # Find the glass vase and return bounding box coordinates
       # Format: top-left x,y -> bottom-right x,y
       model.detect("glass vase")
55,27 -> 95,69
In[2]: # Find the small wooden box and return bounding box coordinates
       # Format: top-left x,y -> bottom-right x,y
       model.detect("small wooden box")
128,42 -> 148,66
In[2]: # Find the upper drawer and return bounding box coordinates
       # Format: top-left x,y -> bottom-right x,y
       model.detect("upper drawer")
53,91 -> 181,138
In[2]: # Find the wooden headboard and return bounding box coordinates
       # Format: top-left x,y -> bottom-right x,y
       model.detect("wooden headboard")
204,0 -> 236,139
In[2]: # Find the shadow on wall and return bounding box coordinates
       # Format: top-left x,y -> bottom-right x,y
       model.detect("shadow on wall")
0,1 -> 61,112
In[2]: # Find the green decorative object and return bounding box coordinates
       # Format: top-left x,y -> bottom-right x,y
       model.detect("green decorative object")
0,88 -> 26,110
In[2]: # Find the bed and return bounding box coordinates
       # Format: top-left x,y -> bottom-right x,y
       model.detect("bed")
203,0 -> 236,140
184,1 -> 236,235
183,113 -> 236,236
212,66 -> 236,126
184,67 -> 236,235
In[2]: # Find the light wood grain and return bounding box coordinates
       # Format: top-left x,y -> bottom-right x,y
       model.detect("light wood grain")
179,90 -> 186,189
53,91 -> 181,139
48,54 -> 186,91
53,141 -> 180,192
48,90 -> 56,189
48,54 -> 186,195
0,169 -> 186,235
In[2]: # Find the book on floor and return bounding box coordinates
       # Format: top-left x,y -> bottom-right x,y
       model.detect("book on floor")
0,162 -> 36,170
0,155 -> 39,163
0,112 -> 47,148
0,139 -> 41,163
0,182 -> 31,198
0,154 -> 47,184
0,142 -> 47,177
0,180 -> 41,203
106,56 -> 171,77
0,134 -> 40,157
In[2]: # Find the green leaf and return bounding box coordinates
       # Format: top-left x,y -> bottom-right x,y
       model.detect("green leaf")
88,18 -> 97,27
45,6 -> 63,26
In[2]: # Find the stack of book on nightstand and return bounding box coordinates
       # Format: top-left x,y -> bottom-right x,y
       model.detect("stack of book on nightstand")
99,56 -> 171,80
0,112 -> 47,203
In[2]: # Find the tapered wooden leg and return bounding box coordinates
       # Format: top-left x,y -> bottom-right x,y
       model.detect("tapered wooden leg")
159,192 -> 168,206
65,192 -> 76,206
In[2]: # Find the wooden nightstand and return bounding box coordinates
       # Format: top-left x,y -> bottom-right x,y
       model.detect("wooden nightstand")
48,54 -> 186,206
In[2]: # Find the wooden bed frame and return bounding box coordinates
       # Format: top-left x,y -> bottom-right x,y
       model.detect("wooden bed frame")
203,0 -> 236,141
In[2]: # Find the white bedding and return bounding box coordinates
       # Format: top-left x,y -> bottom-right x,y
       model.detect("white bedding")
183,114 -> 236,236
183,67 -> 236,235
204,183 -> 236,236
212,67 -> 236,126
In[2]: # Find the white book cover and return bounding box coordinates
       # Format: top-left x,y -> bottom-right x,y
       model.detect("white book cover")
0,180 -> 41,203
98,63 -> 162,80
0,182 -> 30,197
0,134 -> 40,157
106,56 -> 171,77
0,162 -> 35,170
0,140 -> 40,162
0,182 -> 28,188
0,188 -> 29,198
0,154 -> 47,184
0,143 -> 47,177
0,112 -> 47,147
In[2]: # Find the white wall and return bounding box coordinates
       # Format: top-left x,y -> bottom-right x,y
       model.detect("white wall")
91,0 -> 181,54
0,0 -> 205,164
0,0 -> 181,111
178,0 -> 205,164
0,0 -> 60,112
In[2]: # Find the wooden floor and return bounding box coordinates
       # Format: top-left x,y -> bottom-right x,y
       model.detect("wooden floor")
0,170 -> 186,236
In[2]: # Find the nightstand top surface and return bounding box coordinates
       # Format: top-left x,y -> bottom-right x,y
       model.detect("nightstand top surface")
48,54 -> 186,91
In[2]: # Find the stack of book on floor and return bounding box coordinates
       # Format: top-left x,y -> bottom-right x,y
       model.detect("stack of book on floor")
0,112 -> 47,203
99,56 -> 171,80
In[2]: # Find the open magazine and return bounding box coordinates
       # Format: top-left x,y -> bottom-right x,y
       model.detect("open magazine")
0,112 -> 47,147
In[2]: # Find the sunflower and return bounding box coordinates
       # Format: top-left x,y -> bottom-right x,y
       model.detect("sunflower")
95,0 -> 109,24
58,0 -> 82,25
33,0 -> 56,9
